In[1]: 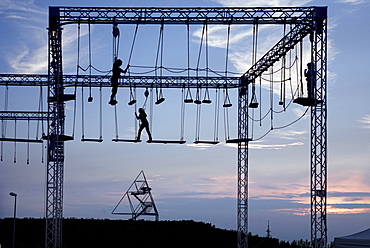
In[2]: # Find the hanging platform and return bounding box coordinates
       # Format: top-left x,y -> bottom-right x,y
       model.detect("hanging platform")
226,138 -> 252,143
42,135 -> 74,141
0,138 -> 43,143
194,140 -> 219,145
147,140 -> 186,144
48,94 -> 76,103
81,138 -> 103,142
155,98 -> 165,105
293,97 -> 323,106
249,102 -> 259,108
112,139 -> 141,143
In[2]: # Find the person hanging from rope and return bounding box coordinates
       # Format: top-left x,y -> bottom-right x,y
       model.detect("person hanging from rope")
109,58 -> 129,105
304,62 -> 315,99
135,108 -> 152,142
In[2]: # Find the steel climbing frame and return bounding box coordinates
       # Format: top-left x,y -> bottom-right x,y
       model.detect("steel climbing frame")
310,7 -> 327,248
237,84 -> 249,248
46,7 -> 72,248
0,6 -> 328,248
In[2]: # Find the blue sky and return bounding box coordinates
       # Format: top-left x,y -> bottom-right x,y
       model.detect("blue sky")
0,0 -> 370,243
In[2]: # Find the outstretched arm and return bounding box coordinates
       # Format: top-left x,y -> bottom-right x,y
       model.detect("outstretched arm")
123,64 -> 130,73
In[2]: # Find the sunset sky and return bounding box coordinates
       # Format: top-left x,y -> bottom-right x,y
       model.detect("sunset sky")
0,0 -> 369,243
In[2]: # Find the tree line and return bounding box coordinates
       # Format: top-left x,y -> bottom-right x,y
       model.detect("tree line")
0,218 -> 329,248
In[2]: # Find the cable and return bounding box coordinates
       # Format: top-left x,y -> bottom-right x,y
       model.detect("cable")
252,107 -> 309,142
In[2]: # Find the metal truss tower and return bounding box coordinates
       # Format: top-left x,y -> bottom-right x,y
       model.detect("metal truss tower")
0,6 -> 327,248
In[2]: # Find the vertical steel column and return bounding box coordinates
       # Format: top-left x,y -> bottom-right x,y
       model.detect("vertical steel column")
310,7 -> 327,248
46,7 -> 64,248
237,84 -> 249,248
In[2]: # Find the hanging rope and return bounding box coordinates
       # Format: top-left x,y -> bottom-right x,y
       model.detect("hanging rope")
72,22 -> 81,140
223,23 -> 232,144
112,22 -> 120,61
154,20 -> 165,104
184,21 -> 193,103
279,23 -> 287,107
26,118 -> 30,165
195,103 -> 202,142
249,20 -> 259,108
13,119 -> 16,163
223,22 -> 232,108
88,21 -> 93,102
180,88 -> 186,141
99,82 -> 103,141
1,83 -> 9,161
213,88 -> 220,142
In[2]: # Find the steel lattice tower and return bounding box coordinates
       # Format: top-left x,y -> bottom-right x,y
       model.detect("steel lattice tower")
0,6 -> 327,248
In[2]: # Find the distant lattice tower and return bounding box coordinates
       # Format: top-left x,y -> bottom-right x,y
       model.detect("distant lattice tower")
112,170 -> 159,221
266,220 -> 271,239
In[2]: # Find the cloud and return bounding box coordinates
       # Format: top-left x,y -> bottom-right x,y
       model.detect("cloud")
1,1 -> 48,73
223,141 -> 304,150
186,143 -> 216,150
271,129 -> 307,140
358,114 -> 370,129
210,0 -> 312,7
336,0 -> 367,4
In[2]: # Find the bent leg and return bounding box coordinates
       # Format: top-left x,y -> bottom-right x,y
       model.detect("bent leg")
137,125 -> 144,140
145,125 -> 152,141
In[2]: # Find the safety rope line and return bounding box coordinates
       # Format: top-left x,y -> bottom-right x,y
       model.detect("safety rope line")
213,88 -> 220,142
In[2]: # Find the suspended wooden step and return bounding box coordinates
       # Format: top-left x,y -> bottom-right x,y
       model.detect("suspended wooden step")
48,94 -> 76,103
184,88 -> 193,103
147,140 -> 186,144
0,138 -> 43,143
194,140 -> 219,145
248,102 -> 259,108
293,97 -> 322,106
42,134 -> 74,141
155,97 -> 165,105
226,138 -> 252,143
112,139 -> 141,143
81,138 -> 103,142
202,99 -> 212,104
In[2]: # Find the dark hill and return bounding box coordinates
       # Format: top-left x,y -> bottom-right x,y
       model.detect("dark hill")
0,218 -> 308,248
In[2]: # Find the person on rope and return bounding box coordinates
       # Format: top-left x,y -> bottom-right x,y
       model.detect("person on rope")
304,62 -> 315,99
135,108 -> 152,142
109,58 -> 129,105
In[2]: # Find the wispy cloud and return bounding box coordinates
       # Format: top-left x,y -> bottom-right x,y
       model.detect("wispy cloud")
223,141 -> 304,150
1,1 -> 48,73
358,114 -> 370,129
210,0 -> 312,7
336,0 -> 367,5
271,128 -> 307,140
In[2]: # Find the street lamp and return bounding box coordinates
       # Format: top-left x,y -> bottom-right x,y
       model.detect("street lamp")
9,192 -> 17,248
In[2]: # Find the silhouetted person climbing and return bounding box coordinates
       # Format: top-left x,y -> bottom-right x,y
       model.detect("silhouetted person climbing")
304,62 -> 315,99
135,108 -> 152,142
109,58 -> 129,105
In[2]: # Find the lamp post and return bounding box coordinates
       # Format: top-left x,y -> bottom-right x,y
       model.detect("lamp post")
9,192 -> 17,248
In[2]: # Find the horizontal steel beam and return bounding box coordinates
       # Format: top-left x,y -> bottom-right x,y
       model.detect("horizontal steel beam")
0,74 -> 240,88
0,111 -> 50,120
54,7 -> 316,25
242,22 -> 312,83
